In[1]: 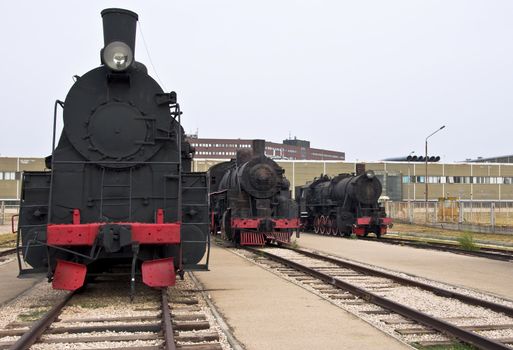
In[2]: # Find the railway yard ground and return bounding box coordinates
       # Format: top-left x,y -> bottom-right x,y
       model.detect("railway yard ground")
0,223 -> 512,349
389,223 -> 513,247
295,231 -> 513,300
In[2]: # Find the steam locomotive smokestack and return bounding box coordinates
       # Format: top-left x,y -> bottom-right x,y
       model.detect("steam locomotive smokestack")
252,139 -> 266,157
101,8 -> 138,58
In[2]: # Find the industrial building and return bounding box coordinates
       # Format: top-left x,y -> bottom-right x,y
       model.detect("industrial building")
185,136 -> 345,161
2,156 -> 513,202
0,157 -> 46,202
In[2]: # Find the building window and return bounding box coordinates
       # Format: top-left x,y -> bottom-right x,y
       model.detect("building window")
4,172 -> 15,180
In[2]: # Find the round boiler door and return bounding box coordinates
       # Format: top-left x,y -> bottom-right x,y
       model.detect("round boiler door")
249,164 -> 276,192
88,102 -> 148,159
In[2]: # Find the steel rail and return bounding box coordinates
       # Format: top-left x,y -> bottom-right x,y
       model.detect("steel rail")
360,236 -> 513,261
9,291 -> 75,350
0,248 -> 16,258
161,289 -> 177,350
284,245 -> 513,318
248,247 -> 510,350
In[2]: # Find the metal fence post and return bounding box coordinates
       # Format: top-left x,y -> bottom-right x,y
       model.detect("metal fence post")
0,201 -> 4,225
458,201 -> 463,228
491,202 -> 495,233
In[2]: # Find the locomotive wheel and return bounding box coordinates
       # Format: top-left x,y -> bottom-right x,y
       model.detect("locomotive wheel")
319,215 -> 326,235
331,218 -> 337,235
313,216 -> 320,234
327,217 -> 333,235
221,211 -> 232,241
331,218 -> 338,236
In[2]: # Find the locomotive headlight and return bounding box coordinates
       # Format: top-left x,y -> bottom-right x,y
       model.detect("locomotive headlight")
103,41 -> 133,71
365,170 -> 375,179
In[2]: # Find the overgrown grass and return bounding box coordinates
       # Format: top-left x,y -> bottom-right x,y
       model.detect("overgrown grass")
457,232 -> 480,251
0,233 -> 16,247
392,223 -> 513,245
17,308 -> 50,322
290,239 -> 299,249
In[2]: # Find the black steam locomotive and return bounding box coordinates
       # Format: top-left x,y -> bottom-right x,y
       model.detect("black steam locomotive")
296,168 -> 392,237
17,9 -> 209,294
209,140 -> 299,245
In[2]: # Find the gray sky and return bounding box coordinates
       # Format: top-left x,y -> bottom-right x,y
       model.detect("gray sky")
1,1 -> 512,162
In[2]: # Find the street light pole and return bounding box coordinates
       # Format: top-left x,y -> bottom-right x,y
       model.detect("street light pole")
425,125 -> 445,222
408,151 -> 414,224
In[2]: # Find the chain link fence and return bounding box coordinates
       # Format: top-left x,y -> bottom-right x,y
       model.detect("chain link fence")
385,200 -> 513,234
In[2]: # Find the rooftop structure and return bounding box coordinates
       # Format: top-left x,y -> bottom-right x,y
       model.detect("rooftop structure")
467,155 -> 513,163
185,136 -> 345,161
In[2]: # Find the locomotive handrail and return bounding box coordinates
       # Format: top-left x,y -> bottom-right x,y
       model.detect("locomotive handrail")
209,189 -> 228,196
11,214 -> 19,234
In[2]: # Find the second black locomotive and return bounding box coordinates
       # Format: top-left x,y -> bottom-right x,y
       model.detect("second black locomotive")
209,140 -> 299,245
296,168 -> 392,237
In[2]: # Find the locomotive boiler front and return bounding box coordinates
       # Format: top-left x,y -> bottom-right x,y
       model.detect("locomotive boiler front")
237,157 -> 280,198
331,171 -> 382,204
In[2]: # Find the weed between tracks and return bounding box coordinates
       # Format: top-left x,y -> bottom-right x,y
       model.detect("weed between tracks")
17,308 -> 50,322
457,232 -> 479,251
0,233 -> 15,247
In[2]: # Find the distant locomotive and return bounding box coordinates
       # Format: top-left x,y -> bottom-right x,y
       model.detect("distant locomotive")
209,140 -> 299,245
296,169 -> 392,237
17,9 -> 209,294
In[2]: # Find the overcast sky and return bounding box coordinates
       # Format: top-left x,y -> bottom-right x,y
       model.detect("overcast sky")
1,1 -> 512,162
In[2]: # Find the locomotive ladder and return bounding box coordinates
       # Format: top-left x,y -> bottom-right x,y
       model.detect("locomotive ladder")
99,167 -> 134,220
181,174 -> 210,271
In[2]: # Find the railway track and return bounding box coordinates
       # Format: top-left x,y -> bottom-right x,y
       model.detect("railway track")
235,244 -> 513,349
0,248 -> 16,259
0,276 -> 230,350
